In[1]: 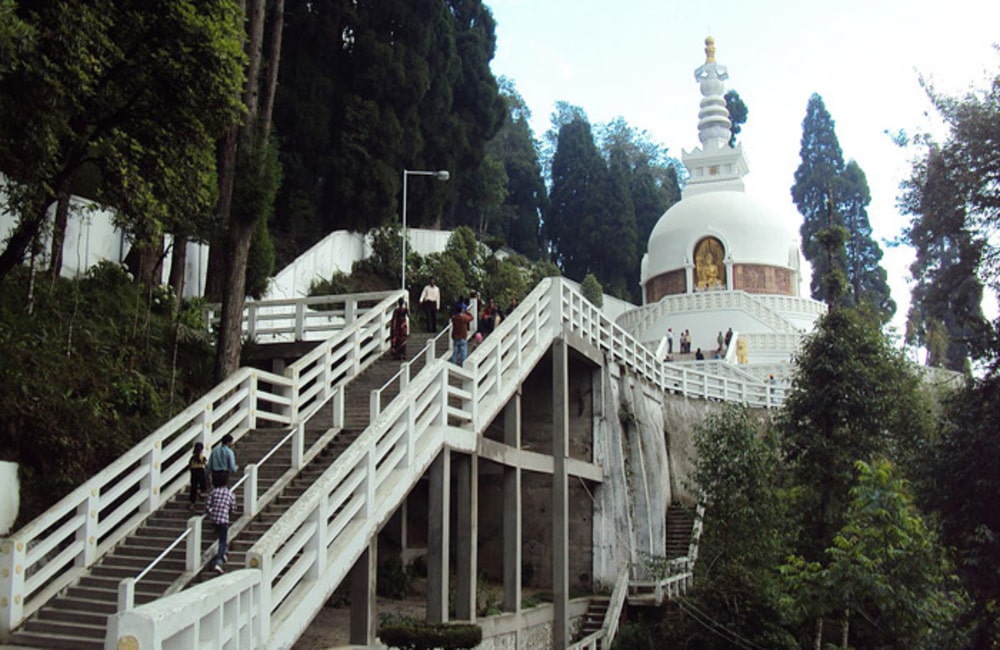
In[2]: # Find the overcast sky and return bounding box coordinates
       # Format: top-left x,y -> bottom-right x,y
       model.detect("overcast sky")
486,0 -> 1000,334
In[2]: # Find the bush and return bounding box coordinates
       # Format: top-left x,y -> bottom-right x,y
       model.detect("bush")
377,557 -> 412,600
611,622 -> 655,650
380,619 -> 482,650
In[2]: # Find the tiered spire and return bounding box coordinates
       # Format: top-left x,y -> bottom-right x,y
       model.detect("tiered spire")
680,36 -> 749,196
694,36 -> 732,150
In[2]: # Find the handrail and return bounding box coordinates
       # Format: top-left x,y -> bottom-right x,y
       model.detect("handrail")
370,326 -> 453,417
1,290 -> 402,635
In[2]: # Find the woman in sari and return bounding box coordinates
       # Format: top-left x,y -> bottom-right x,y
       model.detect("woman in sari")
390,298 -> 409,360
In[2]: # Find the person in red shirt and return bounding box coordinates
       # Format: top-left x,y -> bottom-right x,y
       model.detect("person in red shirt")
450,304 -> 474,366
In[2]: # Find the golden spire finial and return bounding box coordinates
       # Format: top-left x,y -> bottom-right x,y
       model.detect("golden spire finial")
704,36 -> 716,63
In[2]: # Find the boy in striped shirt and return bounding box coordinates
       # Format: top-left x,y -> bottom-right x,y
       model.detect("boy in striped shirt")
205,473 -> 237,573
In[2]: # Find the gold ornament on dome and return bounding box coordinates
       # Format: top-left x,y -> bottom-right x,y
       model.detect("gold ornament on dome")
694,237 -> 725,290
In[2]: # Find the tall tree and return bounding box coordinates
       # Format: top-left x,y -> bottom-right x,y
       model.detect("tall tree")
780,306 -> 932,561
599,118 -> 681,301
791,94 -> 894,320
213,0 -> 285,381
724,89 -> 748,148
899,145 -> 988,370
483,78 -> 546,259
546,114 -> 608,281
0,0 -> 245,286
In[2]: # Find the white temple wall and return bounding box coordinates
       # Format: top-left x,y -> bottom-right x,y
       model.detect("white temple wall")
0,462 -> 18,535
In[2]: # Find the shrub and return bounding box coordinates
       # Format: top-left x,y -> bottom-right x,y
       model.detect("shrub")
379,619 -> 482,650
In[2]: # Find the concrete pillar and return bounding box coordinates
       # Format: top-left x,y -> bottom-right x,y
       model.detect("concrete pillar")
552,339 -> 570,649
349,540 -> 377,645
502,394 -> 522,614
455,453 -> 479,621
427,451 -> 451,623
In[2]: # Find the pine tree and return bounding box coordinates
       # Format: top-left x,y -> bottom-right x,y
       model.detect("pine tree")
900,145 -> 988,370
791,94 -> 894,320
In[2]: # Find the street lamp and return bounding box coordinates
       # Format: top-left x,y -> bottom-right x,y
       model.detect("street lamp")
401,168 -> 450,290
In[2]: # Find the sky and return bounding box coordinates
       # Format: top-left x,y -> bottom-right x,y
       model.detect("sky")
485,0 -> 1000,336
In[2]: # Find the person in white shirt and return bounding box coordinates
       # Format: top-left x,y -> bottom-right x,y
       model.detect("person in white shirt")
419,278 -> 441,332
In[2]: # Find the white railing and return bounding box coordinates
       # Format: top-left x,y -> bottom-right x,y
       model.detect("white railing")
242,280 -> 559,649
0,290 -> 403,637
621,290 -> 803,339
103,279 -> 765,649
0,365 -> 293,635
628,504 -> 705,607
107,569 -> 264,650
204,290 -> 393,343
370,327 -> 453,419
567,568 -> 630,650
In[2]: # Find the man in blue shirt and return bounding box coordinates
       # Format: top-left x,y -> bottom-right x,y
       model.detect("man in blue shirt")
208,434 -> 237,487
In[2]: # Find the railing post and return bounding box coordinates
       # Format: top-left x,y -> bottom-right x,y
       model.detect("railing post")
307,496 -> 330,580
405,401 -> 415,469
142,441 -> 162,513
364,440 -> 376,518
401,364 -> 410,391
246,550 -> 272,642
247,303 -> 257,341
186,516 -> 202,573
346,298 -> 357,325
494,344 -> 503,394
369,389 -> 380,423
0,538 -> 26,634
295,301 -> 306,341
118,577 -> 135,612
332,387 -> 344,429
244,464 -> 259,517
76,487 -> 100,567
289,367 -> 301,423
292,422 -> 305,470
246,374 -> 258,430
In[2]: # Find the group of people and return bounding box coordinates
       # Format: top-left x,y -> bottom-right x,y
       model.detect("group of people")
189,436 -> 238,574
665,326 -> 734,361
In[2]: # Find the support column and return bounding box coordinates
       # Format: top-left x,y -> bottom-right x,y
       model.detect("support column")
502,393 -> 522,614
455,453 -> 479,621
349,540 -> 377,645
552,339 -> 570,649
427,450 -> 451,623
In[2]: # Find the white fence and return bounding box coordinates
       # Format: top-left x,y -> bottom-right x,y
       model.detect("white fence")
94,278 -> 757,649
0,290 -> 403,638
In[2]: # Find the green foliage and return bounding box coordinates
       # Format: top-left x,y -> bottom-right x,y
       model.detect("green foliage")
925,374 -> 1000,646
611,622 -> 655,650
271,0 -> 504,255
0,0 -> 245,281
580,274 -> 604,307
791,94 -> 894,320
675,405 -> 796,650
376,558 -> 412,600
724,89 -> 748,148
899,142 -> 989,370
0,265 -> 213,524
781,306 -> 933,560
781,460 -> 962,649
379,619 -> 482,650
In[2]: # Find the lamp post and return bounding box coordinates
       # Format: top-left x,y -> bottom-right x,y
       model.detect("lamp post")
401,169 -> 450,290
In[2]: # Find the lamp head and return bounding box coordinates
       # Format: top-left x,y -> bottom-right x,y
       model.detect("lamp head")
436,170 -> 450,181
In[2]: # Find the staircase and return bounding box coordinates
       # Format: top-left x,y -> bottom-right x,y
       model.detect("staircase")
575,596 -> 610,642
7,332 -> 437,649
665,502 -> 697,559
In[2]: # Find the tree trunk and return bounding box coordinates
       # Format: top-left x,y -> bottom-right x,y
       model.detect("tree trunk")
840,609 -> 849,649
213,218 -> 256,382
258,0 -> 285,143
168,230 -> 188,308
0,200 -> 52,285
212,0 -> 269,381
814,617 -> 823,650
48,193 -> 70,280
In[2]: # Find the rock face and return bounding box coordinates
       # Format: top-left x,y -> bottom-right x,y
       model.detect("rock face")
0,461 -> 18,534
592,362 -> 726,585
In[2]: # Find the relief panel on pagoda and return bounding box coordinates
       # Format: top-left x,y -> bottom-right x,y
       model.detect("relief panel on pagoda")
732,264 -> 793,295
646,269 -> 686,302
